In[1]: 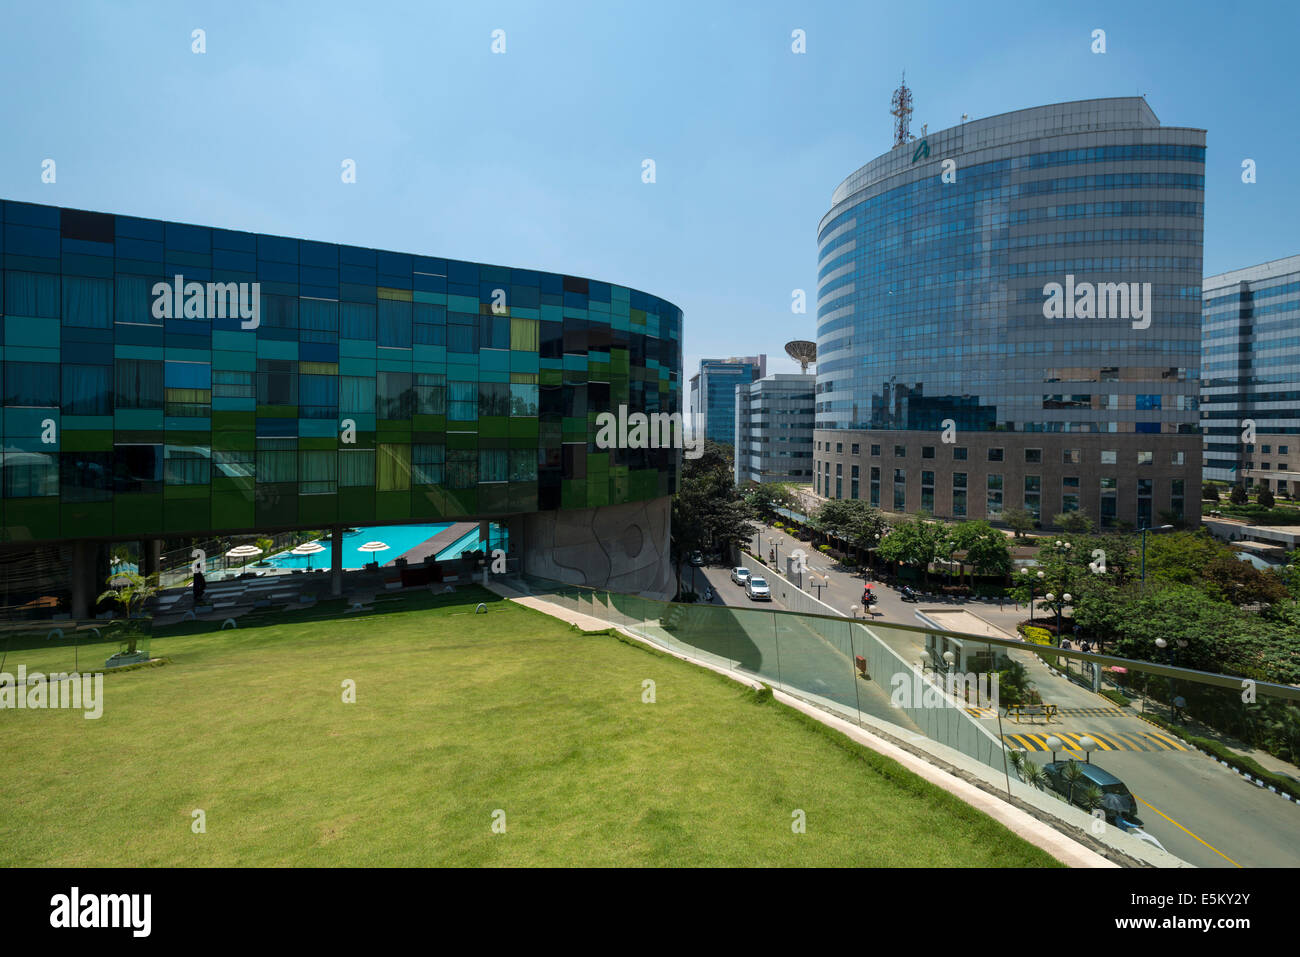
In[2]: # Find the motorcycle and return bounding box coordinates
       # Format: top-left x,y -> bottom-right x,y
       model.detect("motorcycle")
899,585 -> 920,603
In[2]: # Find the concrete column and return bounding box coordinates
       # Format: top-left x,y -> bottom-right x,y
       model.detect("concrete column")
70,540 -> 94,619
139,539 -> 162,578
330,525 -> 344,597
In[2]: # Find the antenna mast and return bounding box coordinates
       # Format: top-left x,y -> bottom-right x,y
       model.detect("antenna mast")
890,71 -> 913,147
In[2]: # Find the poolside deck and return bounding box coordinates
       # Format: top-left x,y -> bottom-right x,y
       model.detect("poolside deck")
387,522 -> 480,566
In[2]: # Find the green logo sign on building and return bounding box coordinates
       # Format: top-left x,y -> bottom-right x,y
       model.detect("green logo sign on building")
912,139 -> 930,163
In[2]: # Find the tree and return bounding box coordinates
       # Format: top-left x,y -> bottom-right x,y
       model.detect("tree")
1258,485 -> 1276,509
876,515 -> 946,584
1202,483 -> 1221,502
742,481 -> 800,521
671,440 -> 758,596
1229,484 -> 1248,506
97,571 -> 158,656
1053,511 -> 1094,533
947,521 -> 1012,583
1004,508 -> 1036,538
1201,554 -> 1290,607
814,499 -> 887,555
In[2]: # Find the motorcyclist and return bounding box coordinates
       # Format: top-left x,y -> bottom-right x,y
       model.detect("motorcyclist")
862,585 -> 876,607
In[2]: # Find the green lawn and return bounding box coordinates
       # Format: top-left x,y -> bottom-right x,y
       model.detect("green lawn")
0,588 -> 1059,867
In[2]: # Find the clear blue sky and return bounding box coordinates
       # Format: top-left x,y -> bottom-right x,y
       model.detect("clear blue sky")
1,0 -> 1295,377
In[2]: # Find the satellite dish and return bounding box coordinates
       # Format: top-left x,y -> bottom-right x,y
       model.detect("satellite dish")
784,340 -> 817,374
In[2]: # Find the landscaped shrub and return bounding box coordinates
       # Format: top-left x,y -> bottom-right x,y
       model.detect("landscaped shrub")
1100,689 -> 1131,707
1017,623 -> 1054,646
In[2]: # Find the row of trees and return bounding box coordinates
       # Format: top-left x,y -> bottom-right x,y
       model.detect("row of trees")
1014,530 -> 1300,762
670,443 -> 758,596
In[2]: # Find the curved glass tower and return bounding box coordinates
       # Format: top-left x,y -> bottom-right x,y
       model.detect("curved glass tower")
0,200 -> 684,603
815,98 -> 1204,529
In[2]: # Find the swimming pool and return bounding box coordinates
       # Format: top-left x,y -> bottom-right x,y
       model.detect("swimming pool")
265,525 -> 452,570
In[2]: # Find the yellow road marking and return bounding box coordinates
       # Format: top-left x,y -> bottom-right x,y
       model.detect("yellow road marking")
1144,730 -> 1189,751
1132,792 -> 1240,868
1110,731 -> 1154,751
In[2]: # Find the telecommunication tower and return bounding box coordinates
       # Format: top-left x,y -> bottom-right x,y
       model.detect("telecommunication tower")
890,71 -> 913,147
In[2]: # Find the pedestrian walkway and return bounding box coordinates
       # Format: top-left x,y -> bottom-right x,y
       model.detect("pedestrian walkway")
1003,730 -> 1189,753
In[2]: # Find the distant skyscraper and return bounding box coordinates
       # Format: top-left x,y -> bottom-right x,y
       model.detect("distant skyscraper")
1202,255 -> 1300,496
690,355 -> 766,448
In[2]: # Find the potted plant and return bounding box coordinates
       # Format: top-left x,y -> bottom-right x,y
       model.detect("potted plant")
96,571 -> 158,668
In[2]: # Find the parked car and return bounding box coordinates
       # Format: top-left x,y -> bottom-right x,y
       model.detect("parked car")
730,567 -> 752,586
746,577 -> 771,601
1042,761 -> 1138,823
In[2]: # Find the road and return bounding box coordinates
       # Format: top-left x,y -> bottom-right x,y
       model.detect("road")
691,561 -> 924,736
701,523 -> 1300,869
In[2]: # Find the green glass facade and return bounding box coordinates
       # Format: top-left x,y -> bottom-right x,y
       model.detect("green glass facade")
0,201 -> 682,543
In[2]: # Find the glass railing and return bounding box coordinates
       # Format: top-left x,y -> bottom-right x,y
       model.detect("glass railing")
0,616 -> 154,676
505,571 -> 1300,869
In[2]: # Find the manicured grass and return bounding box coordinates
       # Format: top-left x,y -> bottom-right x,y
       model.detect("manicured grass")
0,588 -> 1059,867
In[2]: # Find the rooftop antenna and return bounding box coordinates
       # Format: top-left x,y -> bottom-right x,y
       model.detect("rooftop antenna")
890,70 -> 914,147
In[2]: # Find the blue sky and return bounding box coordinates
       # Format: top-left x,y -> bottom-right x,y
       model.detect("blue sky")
1,0 -> 1296,377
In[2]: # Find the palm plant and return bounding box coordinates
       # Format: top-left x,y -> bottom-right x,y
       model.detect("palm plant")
1007,749 -> 1029,784
1062,759 -> 1087,804
96,571 -> 159,655
1080,784 -> 1104,813
1018,760 -> 1047,790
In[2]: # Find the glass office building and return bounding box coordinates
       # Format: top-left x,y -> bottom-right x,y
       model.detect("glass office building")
0,200 -> 682,600
734,373 -> 815,486
688,355 -> 765,447
1202,255 -> 1300,494
815,98 -> 1204,528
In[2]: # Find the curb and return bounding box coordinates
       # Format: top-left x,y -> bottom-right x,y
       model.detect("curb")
1132,710 -> 1299,806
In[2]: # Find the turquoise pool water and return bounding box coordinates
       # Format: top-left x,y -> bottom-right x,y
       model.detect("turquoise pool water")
265,525 -> 452,570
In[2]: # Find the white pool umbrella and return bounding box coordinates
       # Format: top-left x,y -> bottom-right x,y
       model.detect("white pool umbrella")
291,541 -> 326,569
357,541 -> 389,565
225,543 -> 263,572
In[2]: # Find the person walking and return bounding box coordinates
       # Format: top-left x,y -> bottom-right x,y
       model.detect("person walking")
193,568 -> 207,607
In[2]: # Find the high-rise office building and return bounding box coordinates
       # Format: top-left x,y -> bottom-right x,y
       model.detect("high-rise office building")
734,373 -> 815,486
689,355 -> 765,448
1202,255 -> 1300,496
815,97 -> 1204,529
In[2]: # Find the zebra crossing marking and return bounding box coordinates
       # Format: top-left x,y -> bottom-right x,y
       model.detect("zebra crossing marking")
1002,730 -> 1189,753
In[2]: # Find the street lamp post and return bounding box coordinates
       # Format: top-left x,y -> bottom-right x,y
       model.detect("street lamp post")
1078,735 -> 1096,764
1043,591 -> 1072,646
1140,524 -> 1175,585
1020,567 -> 1045,621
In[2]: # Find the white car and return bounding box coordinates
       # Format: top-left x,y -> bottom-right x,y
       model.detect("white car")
746,578 -> 771,601
730,567 -> 751,586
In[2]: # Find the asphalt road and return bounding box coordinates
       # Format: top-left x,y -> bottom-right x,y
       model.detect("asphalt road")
707,523 -> 1300,869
